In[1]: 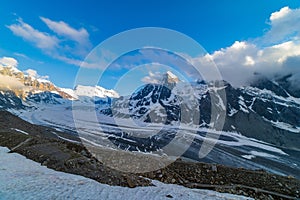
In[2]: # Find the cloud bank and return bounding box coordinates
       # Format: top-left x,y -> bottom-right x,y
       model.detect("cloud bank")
190,6 -> 300,88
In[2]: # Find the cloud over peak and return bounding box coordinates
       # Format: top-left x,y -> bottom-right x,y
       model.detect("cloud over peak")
193,7 -> 300,88
0,57 -> 18,68
141,71 -> 163,84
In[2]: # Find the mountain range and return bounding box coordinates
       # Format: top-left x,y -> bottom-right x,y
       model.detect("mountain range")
0,62 -> 119,108
0,62 -> 299,178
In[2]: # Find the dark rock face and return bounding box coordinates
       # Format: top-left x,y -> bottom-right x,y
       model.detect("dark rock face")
26,91 -> 63,104
250,76 -> 290,97
100,83 -> 181,124
0,91 -> 24,110
220,81 -> 300,150
276,74 -> 300,98
129,84 -> 180,124
194,82 -> 299,150
100,84 -> 182,153
250,97 -> 300,126
99,106 -> 113,116
95,97 -> 112,105
0,90 -> 67,111
101,77 -> 300,150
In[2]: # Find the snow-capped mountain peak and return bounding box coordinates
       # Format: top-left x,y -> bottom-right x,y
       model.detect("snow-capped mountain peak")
162,71 -> 179,84
73,85 -> 119,99
0,62 -> 72,99
0,58 -> 119,103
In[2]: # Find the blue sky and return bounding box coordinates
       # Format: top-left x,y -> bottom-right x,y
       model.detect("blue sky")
1,0 -> 300,95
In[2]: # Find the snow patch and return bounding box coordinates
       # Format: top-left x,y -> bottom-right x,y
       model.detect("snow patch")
0,147 -> 251,200
250,151 -> 279,159
242,155 -> 256,160
11,128 -> 29,135
238,96 -> 249,113
75,85 -> 119,98
270,120 -> 300,133
228,107 -> 238,116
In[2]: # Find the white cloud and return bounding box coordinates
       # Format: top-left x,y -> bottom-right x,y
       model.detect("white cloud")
270,6 -> 291,21
186,7 -> 300,88
192,39 -> 300,87
0,57 -> 18,68
244,56 -> 255,66
190,41 -> 258,86
51,48 -> 117,69
7,18 -> 59,50
209,41 -> 258,67
24,69 -> 49,80
141,71 -> 163,84
40,17 -> 90,46
40,17 -> 91,56
13,52 -> 29,59
0,74 -> 25,91
261,6 -> 300,44
260,41 -> 300,64
24,69 -> 38,77
7,17 -> 92,67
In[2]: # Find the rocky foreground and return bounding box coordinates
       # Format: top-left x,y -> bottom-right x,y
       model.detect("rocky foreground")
0,111 -> 299,199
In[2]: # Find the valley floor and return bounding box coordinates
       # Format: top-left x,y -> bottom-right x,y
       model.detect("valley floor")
0,130 -> 299,199
0,147 -> 251,200
0,111 -> 299,199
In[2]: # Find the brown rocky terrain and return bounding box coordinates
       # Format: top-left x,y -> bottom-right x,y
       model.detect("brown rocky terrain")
0,111 -> 299,199
0,66 -> 72,99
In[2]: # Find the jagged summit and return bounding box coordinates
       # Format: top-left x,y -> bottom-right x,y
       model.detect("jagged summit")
161,71 -> 180,90
163,71 -> 179,84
